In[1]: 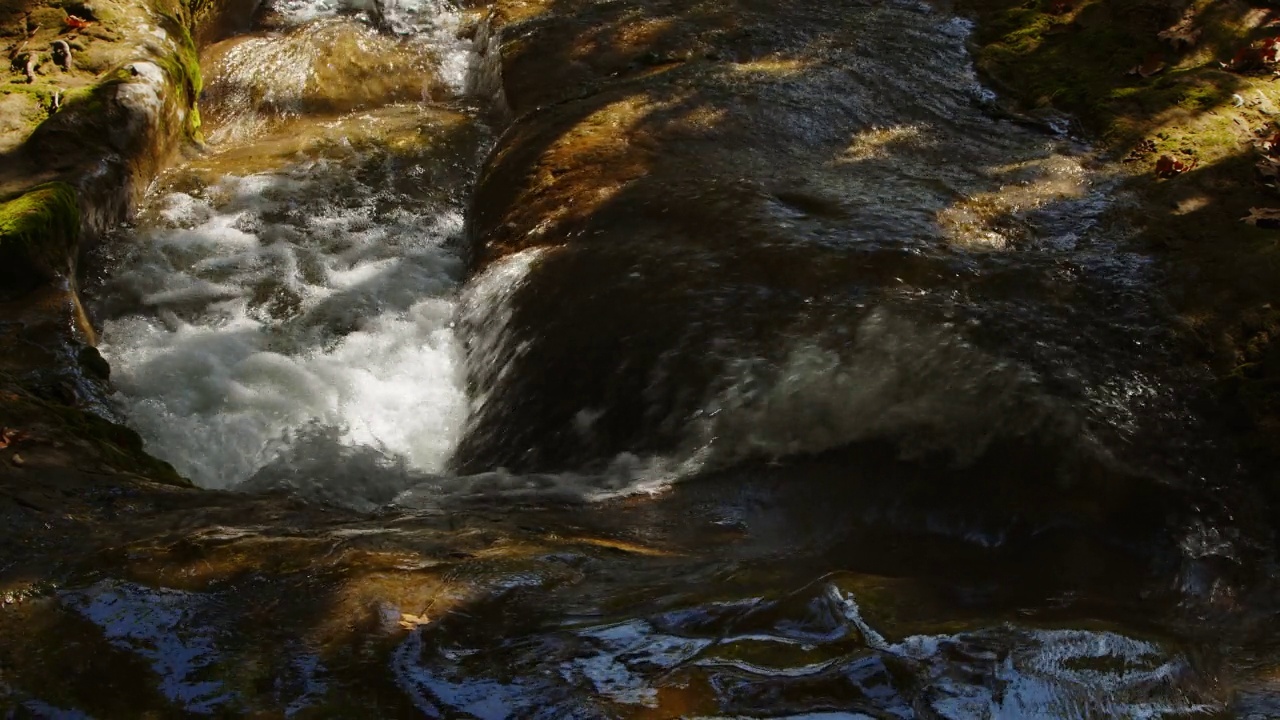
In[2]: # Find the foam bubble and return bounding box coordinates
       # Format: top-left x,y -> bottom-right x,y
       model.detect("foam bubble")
99,166 -> 472,490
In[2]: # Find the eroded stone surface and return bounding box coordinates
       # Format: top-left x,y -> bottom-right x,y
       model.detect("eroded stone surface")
454,0 -> 1144,478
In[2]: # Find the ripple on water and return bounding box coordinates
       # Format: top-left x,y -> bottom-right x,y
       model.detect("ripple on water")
388,579 -> 1218,718
60,582 -> 235,714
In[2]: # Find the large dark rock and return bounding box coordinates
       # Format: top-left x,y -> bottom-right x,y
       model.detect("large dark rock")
454,0 -> 1073,473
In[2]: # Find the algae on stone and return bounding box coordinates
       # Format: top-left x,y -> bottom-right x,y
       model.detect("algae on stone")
960,0 -> 1280,467
0,182 -> 79,299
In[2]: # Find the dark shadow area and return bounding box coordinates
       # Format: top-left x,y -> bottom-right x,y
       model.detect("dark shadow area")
437,0 -> 1280,706
0,433 -> 1239,715
956,0 -> 1280,476
3,0 -> 1279,712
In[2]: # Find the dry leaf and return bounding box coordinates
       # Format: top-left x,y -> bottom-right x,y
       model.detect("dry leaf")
1257,156 -> 1280,183
1155,154 -> 1195,178
1262,132 -> 1280,156
1128,53 -> 1166,78
399,613 -> 430,630
1124,139 -> 1157,162
1243,207 -> 1280,228
0,428 -> 27,450
1226,36 -> 1280,72
1264,37 -> 1280,64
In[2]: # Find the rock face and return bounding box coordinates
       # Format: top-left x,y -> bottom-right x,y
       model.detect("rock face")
453,0 -> 1087,473
456,0 -> 864,472
0,182 -> 78,300
0,0 -> 217,486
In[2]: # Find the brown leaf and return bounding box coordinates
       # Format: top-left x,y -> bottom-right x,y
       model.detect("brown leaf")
1128,53 -> 1167,78
1226,46 -> 1262,72
0,428 -> 26,450
1257,156 -> 1280,183
1155,154 -> 1195,178
1261,132 -> 1280,156
1265,36 -> 1280,65
1158,11 -> 1200,51
1243,207 -> 1280,228
1226,37 -> 1280,72
1124,139 -> 1157,163
399,613 -> 430,630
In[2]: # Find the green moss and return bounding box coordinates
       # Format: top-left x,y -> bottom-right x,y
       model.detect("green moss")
154,11 -> 205,143
961,0 -> 1280,469
0,182 -> 79,297
966,0 -> 1229,148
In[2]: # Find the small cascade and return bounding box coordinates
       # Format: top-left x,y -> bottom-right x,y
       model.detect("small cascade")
94,0 -> 488,490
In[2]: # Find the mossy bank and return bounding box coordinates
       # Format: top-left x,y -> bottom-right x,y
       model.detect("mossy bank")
0,0 -> 229,494
961,0 -> 1280,467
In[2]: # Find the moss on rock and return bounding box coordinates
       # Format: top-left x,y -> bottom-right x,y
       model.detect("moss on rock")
0,182 -> 79,299
960,0 -> 1280,472
154,11 -> 204,143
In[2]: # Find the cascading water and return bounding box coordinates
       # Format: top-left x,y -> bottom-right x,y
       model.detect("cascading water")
62,0 -> 1267,714
94,0 -> 1206,507
94,0 -> 484,498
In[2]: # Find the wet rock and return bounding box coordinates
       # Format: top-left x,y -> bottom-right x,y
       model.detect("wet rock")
0,182 -> 78,300
455,0 -> 1101,474
200,18 -> 450,141
76,345 -> 109,380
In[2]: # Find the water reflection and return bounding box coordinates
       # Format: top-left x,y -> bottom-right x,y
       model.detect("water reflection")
391,579 -> 1217,718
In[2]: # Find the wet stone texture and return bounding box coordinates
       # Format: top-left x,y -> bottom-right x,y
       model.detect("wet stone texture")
0,0 -> 229,505
0,0 -> 1276,715
455,0 -> 1195,491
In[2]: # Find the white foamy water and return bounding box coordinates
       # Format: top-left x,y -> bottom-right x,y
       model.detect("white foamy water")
267,0 -> 471,88
90,0 -> 497,493
99,165 -> 473,489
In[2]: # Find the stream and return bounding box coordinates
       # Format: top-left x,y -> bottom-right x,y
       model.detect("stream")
30,0 -> 1278,715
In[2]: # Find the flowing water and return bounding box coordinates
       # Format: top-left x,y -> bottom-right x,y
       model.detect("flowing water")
44,0 -> 1280,715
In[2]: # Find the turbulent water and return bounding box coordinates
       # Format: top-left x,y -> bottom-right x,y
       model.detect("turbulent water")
92,0 -> 1197,505
72,0 -> 1274,715
93,0 -> 480,495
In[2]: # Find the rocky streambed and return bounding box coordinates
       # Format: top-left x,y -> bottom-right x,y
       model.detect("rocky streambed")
1,0 -> 1279,715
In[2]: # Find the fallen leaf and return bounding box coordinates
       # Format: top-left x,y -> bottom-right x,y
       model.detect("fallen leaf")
1257,156 -> 1280,183
1155,154 -> 1195,178
1226,46 -> 1260,72
1243,207 -> 1280,228
64,15 -> 92,28
399,612 -> 430,630
1128,53 -> 1167,78
1124,139 -> 1157,162
0,428 -> 27,450
1158,9 -> 1200,50
1227,36 -> 1280,71
1261,132 -> 1280,156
